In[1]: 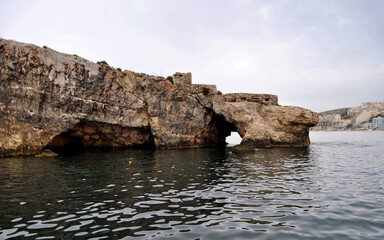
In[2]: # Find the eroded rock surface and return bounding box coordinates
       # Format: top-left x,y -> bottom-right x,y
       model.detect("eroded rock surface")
0,39 -> 318,156
212,98 -> 319,149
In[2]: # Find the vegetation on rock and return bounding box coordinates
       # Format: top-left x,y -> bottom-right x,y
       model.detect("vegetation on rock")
166,76 -> 174,84
247,99 -> 268,106
97,60 -> 109,65
203,87 -> 210,96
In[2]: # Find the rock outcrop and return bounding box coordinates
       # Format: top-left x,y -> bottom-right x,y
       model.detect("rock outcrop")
212,100 -> 318,150
0,39 -> 318,157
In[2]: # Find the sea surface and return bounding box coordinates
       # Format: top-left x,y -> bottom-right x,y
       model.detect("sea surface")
0,131 -> 383,239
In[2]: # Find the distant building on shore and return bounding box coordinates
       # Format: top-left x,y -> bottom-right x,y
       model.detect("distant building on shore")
363,116 -> 384,129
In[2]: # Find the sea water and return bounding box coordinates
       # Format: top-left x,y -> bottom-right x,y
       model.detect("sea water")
0,131 -> 383,239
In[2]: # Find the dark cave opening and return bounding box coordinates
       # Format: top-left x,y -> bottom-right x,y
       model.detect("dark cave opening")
210,113 -> 241,146
46,121 -> 155,153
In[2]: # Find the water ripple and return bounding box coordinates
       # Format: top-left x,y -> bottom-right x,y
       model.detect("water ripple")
0,132 -> 384,239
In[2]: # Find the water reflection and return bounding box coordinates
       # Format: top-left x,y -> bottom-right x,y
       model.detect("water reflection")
1,138 -> 383,239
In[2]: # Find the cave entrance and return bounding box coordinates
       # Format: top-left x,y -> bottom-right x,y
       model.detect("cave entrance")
210,113 -> 242,147
46,132 -> 85,152
226,131 -> 242,146
46,121 -> 155,153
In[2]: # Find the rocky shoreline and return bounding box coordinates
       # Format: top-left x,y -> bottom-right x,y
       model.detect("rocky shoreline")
0,39 -> 318,157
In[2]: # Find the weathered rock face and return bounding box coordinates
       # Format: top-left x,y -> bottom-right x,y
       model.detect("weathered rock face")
0,39 -> 150,156
0,39 -> 318,157
244,106 -> 318,147
212,98 -> 319,149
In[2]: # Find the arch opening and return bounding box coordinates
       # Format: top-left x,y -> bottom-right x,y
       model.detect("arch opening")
209,112 -> 242,147
225,131 -> 242,147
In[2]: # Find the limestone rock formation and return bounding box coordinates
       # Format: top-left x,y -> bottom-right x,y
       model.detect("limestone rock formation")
0,39 -> 318,157
212,99 -> 318,150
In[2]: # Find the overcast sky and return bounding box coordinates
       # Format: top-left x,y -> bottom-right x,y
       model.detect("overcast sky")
1,0 -> 383,112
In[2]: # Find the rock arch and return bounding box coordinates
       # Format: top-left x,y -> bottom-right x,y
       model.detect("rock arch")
0,39 -> 319,157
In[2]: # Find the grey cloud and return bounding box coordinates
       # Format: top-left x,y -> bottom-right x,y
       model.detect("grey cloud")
0,0 -> 383,112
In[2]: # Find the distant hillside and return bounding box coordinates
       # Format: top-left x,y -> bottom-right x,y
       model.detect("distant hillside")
319,108 -> 350,116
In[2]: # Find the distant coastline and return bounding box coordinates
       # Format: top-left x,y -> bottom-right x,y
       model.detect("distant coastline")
311,128 -> 384,131
311,101 -> 384,131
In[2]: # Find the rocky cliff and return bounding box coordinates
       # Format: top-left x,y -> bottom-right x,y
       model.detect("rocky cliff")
0,39 -> 318,157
